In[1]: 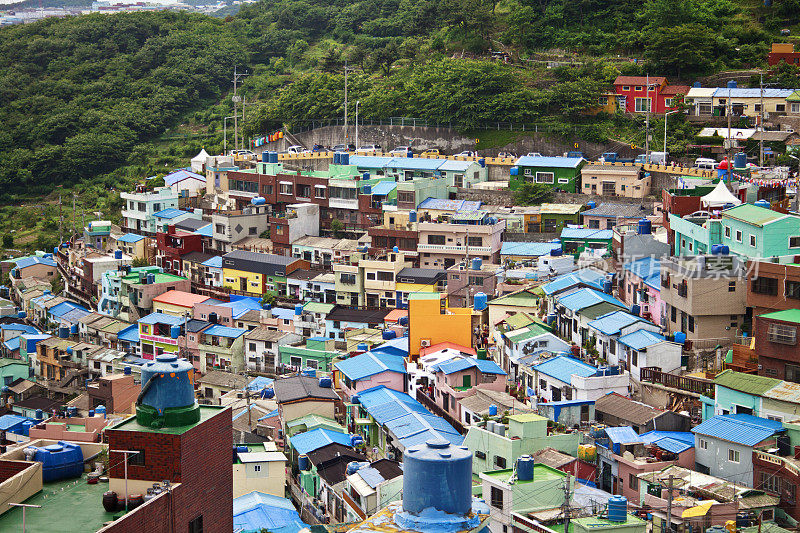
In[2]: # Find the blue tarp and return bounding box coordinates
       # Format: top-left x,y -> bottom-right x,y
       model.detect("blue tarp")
233,492 -> 307,533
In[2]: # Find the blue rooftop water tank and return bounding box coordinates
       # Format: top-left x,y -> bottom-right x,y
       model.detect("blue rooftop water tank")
409,210 -> 417,223
139,354 -> 196,415
603,280 -> 613,294
517,455 -> 534,481
473,292 -> 488,311
70,324 -> 78,335
333,152 -> 341,165
587,201 -> 596,209
124,366 -> 132,375
711,244 -> 722,255
66,346 -> 73,355
393,246 -> 400,253
488,404 -> 498,416
270,151 -> 279,164
35,409 -> 43,420
262,151 -> 269,163
674,332 -> 687,345
114,250 -> 123,259
357,343 -> 369,352
251,196 -> 266,206
146,273 -> 155,285
403,439 -> 472,516
383,330 -> 397,340
298,454 -> 310,471
95,405 -> 106,418
632,304 -> 641,316
301,368 -> 316,378
638,219 -> 652,235
551,248 -> 562,257
262,388 -> 275,399
295,304 -> 303,315
734,152 -> 747,169
510,166 -> 519,176
693,82 -> 701,88
719,245 -> 730,255
608,496 -> 628,522
170,325 -> 181,339
398,316 -> 409,327
16,311 -> 25,320
319,377 -> 332,388
471,257 -> 482,270
478,158 -> 486,168
341,153 -> 349,165
58,326 -> 69,339
727,80 -> 738,89
28,441 -> 84,482
363,172 -> 370,180
754,199 -> 770,209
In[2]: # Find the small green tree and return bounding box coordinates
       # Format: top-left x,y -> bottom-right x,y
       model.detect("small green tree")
50,273 -> 64,296
131,257 -> 150,268
2,235 -> 12,248
330,219 -> 345,238
513,183 -> 555,206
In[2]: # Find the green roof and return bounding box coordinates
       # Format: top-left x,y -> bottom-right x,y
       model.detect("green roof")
723,204 -> 786,227
505,323 -> 552,343
581,301 -> 627,320
714,369 -> 780,395
508,413 -> 547,423
110,405 -> 225,435
502,312 -> 538,331
787,90 -> 800,103
489,290 -> 540,308
408,292 -> 441,300
483,463 -> 566,483
303,302 -> 335,314
760,309 -> 800,324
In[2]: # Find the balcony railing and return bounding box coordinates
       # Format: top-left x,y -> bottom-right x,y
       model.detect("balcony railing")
415,389 -> 467,435
640,367 -> 715,397
417,244 -> 492,254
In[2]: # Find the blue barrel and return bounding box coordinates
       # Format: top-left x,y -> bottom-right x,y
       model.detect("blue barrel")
488,404 -> 498,416
70,324 -> 78,335
53,247 -> 59,255
146,273 -> 155,284
478,158 -> 486,168
382,330 -> 397,340
35,409 -> 43,419
674,332 -> 687,345
516,455 -> 535,481
295,304 -> 303,315
271,151 -> 279,163
719,245 -> 729,255
357,343 -> 369,352
333,152 -> 341,165
251,197 -> 266,206
734,152 -> 747,169
262,388 -> 275,399
608,496 -> 628,522
298,455 -> 310,471
318,377 -> 332,388
341,153 -> 349,165
510,166 -> 519,176
362,184 -> 371,195
711,244 -> 722,255
351,394 -> 360,404
66,346 -> 73,355
393,246 -> 400,253
301,368 -> 316,378
473,292 -> 488,311
124,366 -> 132,375
632,304 -> 641,316
471,257 -> 482,270
58,326 -> 69,339
727,80 -> 737,89
754,199 -> 770,209
551,248 -> 562,257
350,435 -> 364,447
114,250 -> 123,259
170,325 -> 181,339
362,172 -> 370,180
409,210 -> 417,223
398,316 -> 409,326
262,151 -> 269,162
587,201 -> 596,209
88,410 -> 94,417
603,280 -> 613,293
403,439 -> 472,515
638,219 -> 651,235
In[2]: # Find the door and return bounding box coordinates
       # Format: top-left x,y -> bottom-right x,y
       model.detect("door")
462,375 -> 471,388
240,277 -> 247,291
602,181 -> 616,196
601,461 -> 612,493
581,404 -> 590,422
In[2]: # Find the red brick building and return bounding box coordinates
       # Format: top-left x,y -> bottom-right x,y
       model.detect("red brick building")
613,76 -> 690,114
156,226 -> 205,275
752,449 -> 800,521
754,309 -> 800,382
768,43 -> 800,66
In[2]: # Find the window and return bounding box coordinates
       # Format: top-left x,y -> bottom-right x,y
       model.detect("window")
279,183 -> 293,195
475,450 -> 486,459
728,449 -> 740,463
314,186 -> 326,199
699,439 -> 708,450
688,315 -> 695,333
340,273 -> 356,285
524,168 -> 532,176
790,236 -> 800,249
469,276 -> 484,286
728,281 -> 736,292
793,103 -> 800,114
634,86 -> 642,91
290,356 -> 302,367
494,455 -> 507,468
761,472 -> 780,494
128,449 -> 146,466
648,85 -> 655,92
467,236 -> 483,247
428,235 -> 446,245
768,323 -> 797,345
397,191 -> 415,204
254,465 -> 261,472
490,486 -> 503,510
724,226 -> 731,238
752,277 -> 778,296
623,86 -> 630,91
631,351 -> 638,367
558,178 -> 570,184
671,306 -> 676,323
735,230 -> 742,243
629,474 -> 638,490
377,271 -> 393,281
750,235 -> 757,247
777,104 -> 786,113
788,281 -> 800,300
635,98 -> 652,113
598,96 -> 608,105
188,515 -> 203,533
262,184 -> 273,196
664,98 -> 673,108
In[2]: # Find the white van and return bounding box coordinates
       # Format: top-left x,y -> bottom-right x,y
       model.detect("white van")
694,157 -> 717,170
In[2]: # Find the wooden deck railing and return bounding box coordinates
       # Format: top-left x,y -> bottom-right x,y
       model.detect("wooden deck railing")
415,390 -> 468,435
639,366 -> 715,398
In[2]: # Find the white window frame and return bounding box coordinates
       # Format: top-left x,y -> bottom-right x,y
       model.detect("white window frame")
724,226 -> 731,238
535,172 -> 554,184
789,236 -> 800,249
558,178 -> 570,184
635,97 -> 652,113
524,168 -> 532,176
728,449 -> 740,463
750,234 -> 757,247
735,230 -> 742,243
699,438 -> 708,450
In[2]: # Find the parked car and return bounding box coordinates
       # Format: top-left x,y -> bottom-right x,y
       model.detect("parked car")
310,144 -> 327,152
526,152 -> 543,157
356,144 -> 382,153
497,151 -> 516,159
420,149 -> 440,156
332,144 -> 356,152
694,157 -> 717,170
286,145 -> 304,154
230,149 -> 255,158
600,152 -> 634,164
389,146 -> 412,156
455,150 -> 477,157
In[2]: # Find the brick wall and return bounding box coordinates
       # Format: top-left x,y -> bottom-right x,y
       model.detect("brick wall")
107,431 -> 182,482
0,460 -> 32,482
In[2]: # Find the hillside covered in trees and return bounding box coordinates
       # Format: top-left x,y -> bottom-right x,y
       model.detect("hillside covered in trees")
0,0 -> 797,199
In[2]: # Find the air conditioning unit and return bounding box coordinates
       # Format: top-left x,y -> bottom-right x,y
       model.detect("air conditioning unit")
420,339 -> 431,348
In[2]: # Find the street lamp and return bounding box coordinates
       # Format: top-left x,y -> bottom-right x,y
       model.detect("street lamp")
8,503 -> 40,533
664,110 -> 679,155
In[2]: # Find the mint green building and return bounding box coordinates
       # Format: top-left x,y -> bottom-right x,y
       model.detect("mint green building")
279,337 -> 339,372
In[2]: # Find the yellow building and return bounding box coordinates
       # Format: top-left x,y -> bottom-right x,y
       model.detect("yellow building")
407,292 -> 473,360
151,289 -> 210,317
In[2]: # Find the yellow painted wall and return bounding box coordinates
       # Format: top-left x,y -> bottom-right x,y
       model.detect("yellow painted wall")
408,294 -> 473,358
152,301 -> 191,317
222,267 -> 263,295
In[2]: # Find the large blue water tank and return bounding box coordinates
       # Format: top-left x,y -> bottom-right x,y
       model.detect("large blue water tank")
17,311 -> 26,320
301,368 -> 316,377
318,377 -> 332,388
262,151 -> 270,162
35,409 -> 43,420
510,166 -> 519,176
632,304 -> 641,316
409,210 -> 417,223
70,323 -> 78,335
262,388 -> 275,399
66,346 -> 73,355
30,441 -> 84,482
270,151 -> 279,164
471,257 -> 482,270
382,330 -> 397,340
587,201 -> 596,209
295,304 -> 303,315
551,248 -> 562,257
95,405 -> 107,418
754,199 -> 770,209
478,158 -> 486,168
608,496 -> 628,522
473,292 -> 488,311
341,153 -> 349,165
398,316 -> 409,327
488,404 -> 498,416
114,250 -> 123,259
674,332 -> 687,345
146,273 -> 155,284
727,80 -> 738,89
638,219 -> 651,235
393,246 -> 400,253
711,244 -> 722,255
516,455 -> 535,481
334,152 -> 341,165
139,354 -> 196,413
251,196 -> 266,206
170,325 -> 181,339
403,439 -> 472,516
693,82 -> 701,88
734,152 -> 747,169
603,280 -> 613,294
58,326 -> 70,339
298,455 -> 310,471
357,343 -> 369,352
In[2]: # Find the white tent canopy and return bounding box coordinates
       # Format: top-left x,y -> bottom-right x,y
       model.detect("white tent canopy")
191,148 -> 210,173
701,181 -> 742,208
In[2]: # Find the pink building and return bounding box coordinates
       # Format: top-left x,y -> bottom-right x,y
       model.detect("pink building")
432,356 -> 507,419
615,445 -> 695,504
620,257 -> 663,326
335,351 -> 407,400
28,415 -> 114,443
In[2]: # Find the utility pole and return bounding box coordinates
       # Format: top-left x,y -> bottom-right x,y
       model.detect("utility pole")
760,74 -> 765,168
561,473 -> 573,533
242,95 -> 247,151
246,385 -> 252,427
727,86 -> 732,173
344,61 -> 349,144
355,100 -> 361,148
72,192 -> 77,234
58,193 -> 62,244
231,67 -> 249,153
645,74 -> 650,161
665,474 -> 674,533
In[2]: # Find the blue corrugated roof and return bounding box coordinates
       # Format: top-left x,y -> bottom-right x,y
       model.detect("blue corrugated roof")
153,208 -> 185,219
557,288 -> 627,313
349,155 -> 394,168
258,409 -> 280,421
204,324 -> 247,338
196,224 -> 213,237
356,466 -> 387,488
164,169 -> 205,186
712,88 -> 794,98
617,329 -> 666,351
588,311 -> 645,336
271,307 -> 294,321
4,336 -> 20,352
1,324 -> 40,334
370,337 -> 409,357
117,324 -> 139,343
0,414 -> 30,431
432,357 -> 506,376
335,351 -> 407,381
247,376 -> 274,391
290,428 -> 352,455
560,228 -> 613,240
516,155 -> 583,168
48,301 -> 87,318
138,312 -> 184,326
603,426 -> 641,444
624,257 -> 661,290
541,269 -> 607,296
202,255 -> 223,268
206,296 -> 262,319
233,492 -> 307,533
16,255 -> 56,269
416,198 -> 482,212
692,414 -> 784,446
652,437 -> 693,454
638,430 -> 695,446
117,233 -> 145,243
370,181 -> 397,196
501,241 -> 563,257
533,356 -> 597,384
